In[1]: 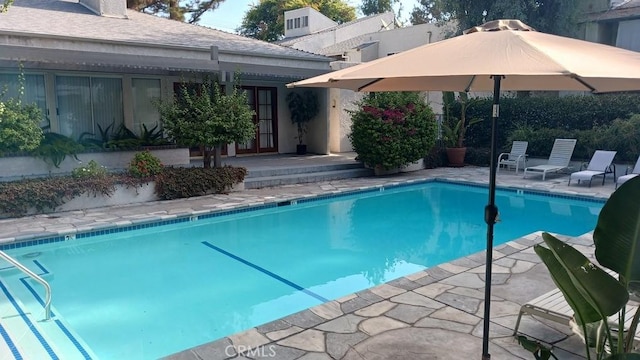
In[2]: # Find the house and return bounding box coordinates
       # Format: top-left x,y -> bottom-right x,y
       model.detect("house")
580,0 -> 640,51
278,8 -> 455,152
0,0 -> 333,158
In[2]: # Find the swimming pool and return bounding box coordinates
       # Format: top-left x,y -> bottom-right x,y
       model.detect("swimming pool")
0,181 -> 603,359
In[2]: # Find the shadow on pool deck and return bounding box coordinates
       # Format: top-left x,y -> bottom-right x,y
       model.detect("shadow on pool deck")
0,154 -> 615,360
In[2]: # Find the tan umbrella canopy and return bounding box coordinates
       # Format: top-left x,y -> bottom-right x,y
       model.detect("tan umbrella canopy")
288,19 -> 640,360
289,19 -> 640,93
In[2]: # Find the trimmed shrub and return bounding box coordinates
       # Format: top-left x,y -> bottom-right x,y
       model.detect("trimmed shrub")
155,166 -> 247,200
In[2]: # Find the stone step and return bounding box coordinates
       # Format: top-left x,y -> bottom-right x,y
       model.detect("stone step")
245,162 -> 365,178
245,168 -> 374,189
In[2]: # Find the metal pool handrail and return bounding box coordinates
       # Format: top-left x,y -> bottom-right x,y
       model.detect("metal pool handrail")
0,250 -> 51,321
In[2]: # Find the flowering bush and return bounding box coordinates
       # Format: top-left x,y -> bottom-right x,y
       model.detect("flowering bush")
71,160 -> 107,178
349,92 -> 437,170
128,150 -> 163,178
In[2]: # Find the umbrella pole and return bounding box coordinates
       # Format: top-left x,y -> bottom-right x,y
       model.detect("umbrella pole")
482,75 -> 502,360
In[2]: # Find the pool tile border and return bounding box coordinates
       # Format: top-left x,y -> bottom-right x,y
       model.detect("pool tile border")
0,177 -> 606,251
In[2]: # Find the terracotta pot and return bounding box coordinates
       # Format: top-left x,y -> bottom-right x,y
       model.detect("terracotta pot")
446,147 -> 467,167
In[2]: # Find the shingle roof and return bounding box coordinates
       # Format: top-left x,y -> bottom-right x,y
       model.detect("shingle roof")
318,35 -> 369,56
0,0 -> 328,61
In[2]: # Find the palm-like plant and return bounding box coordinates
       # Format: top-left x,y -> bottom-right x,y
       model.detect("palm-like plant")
522,176 -> 640,360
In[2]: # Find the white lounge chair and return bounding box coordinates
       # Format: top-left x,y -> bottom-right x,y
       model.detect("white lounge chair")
498,141 -> 528,174
616,155 -> 640,189
514,287 -> 640,342
568,150 -> 617,187
523,139 -> 577,180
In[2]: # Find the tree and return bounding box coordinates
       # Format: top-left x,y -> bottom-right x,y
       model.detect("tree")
1,0 -> 14,12
238,0 -> 356,42
409,0 -> 579,37
155,78 -> 256,168
360,0 -> 397,16
127,0 -> 226,24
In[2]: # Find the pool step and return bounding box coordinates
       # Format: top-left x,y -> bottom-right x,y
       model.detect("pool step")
245,167 -> 374,189
0,262 -> 97,360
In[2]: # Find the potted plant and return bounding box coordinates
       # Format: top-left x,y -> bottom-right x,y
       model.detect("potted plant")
441,91 -> 481,167
286,90 -> 319,155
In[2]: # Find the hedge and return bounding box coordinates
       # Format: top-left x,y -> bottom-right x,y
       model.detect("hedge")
448,93 -> 640,162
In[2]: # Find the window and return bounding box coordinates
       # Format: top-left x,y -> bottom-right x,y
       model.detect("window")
0,73 -> 47,125
287,19 -> 293,30
294,17 -> 300,28
303,16 -> 308,27
132,78 -> 161,135
56,75 -> 123,140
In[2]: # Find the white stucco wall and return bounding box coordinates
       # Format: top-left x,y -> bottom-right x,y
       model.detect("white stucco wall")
374,22 -> 456,57
287,13 -> 396,54
306,89 -> 330,154
284,7 -> 337,38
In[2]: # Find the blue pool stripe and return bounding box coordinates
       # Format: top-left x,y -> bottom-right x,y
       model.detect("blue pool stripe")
32,260 -> 49,275
18,261 -> 91,359
53,320 -> 92,360
0,281 -> 59,360
0,322 -> 23,360
19,278 -> 54,317
201,241 -> 330,303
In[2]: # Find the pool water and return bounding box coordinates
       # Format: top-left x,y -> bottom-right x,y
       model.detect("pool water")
1,182 -> 603,359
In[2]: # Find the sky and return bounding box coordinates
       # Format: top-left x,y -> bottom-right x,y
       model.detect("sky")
199,0 -> 420,33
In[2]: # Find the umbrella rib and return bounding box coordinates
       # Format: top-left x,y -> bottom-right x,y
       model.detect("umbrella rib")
464,75 -> 477,92
570,74 -> 597,93
357,78 -> 383,92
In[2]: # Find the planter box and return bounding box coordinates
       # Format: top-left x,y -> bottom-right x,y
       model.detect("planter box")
0,148 -> 190,180
400,159 -> 425,173
57,182 -> 159,212
6,178 -> 245,217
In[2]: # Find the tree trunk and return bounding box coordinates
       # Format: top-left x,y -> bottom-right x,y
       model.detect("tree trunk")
213,146 -> 222,168
202,146 -> 212,168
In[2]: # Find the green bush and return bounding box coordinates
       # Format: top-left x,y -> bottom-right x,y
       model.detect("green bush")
424,146 -> 446,169
155,166 -> 247,200
0,98 -> 43,155
458,93 -> 640,150
349,92 -> 437,170
592,115 -> 640,162
129,150 -> 163,178
71,160 -> 107,179
465,147 -> 491,166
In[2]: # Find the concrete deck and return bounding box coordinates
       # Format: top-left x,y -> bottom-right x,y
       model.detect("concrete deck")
0,154 -> 618,359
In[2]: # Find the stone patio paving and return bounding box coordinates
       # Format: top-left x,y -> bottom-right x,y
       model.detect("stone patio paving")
0,159 -> 618,360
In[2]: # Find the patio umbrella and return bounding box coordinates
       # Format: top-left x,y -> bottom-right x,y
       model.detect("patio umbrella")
287,19 -> 640,360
